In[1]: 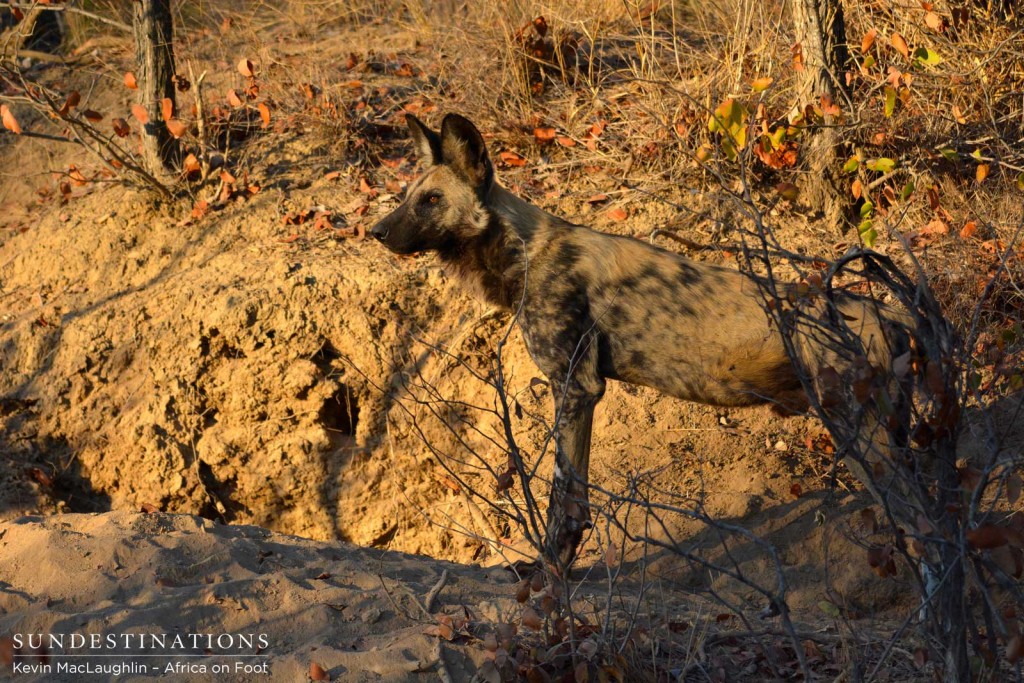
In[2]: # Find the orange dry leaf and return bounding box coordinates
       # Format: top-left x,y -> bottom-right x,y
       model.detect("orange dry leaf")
161,97 -> 173,122
124,72 -> 138,89
533,126 -> 556,144
925,12 -> 944,31
861,28 -> 877,53
499,151 -> 526,167
166,119 -> 188,138
183,153 -> 201,175
791,42 -> 804,71
238,58 -> 255,78
606,207 -> 628,221
890,32 -> 910,59
258,102 -> 271,128
227,89 -> 243,108
754,141 -> 798,170
68,165 -> 87,186
130,104 -> 149,124
1,104 -> 22,134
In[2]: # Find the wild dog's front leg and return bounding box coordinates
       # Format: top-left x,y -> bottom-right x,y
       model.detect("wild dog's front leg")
545,387 -> 601,571
519,303 -> 605,571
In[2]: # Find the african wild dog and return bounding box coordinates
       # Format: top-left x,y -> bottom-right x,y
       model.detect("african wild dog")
371,113 -> 910,570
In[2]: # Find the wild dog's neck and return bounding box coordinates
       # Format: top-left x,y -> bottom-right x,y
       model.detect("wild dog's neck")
439,184 -> 553,310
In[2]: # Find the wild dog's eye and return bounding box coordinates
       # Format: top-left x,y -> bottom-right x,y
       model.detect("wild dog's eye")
420,192 -> 441,206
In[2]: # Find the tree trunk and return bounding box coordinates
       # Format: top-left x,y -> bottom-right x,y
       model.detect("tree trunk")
791,0 -> 849,229
132,0 -> 178,179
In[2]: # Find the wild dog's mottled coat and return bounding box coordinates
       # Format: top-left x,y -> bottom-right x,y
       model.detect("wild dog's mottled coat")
371,114 -> 905,568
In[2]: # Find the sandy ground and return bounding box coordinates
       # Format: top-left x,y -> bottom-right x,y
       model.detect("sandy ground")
0,511 -> 500,682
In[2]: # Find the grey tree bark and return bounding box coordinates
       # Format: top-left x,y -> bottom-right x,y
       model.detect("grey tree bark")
132,0 -> 178,180
791,0 -> 849,229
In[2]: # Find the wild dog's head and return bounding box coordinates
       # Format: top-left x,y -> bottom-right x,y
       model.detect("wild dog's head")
370,114 -> 494,255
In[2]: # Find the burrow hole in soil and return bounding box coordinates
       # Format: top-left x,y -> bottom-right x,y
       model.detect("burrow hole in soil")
320,385 -> 359,437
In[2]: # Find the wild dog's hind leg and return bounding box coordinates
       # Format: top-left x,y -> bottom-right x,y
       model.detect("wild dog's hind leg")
523,320 -> 606,571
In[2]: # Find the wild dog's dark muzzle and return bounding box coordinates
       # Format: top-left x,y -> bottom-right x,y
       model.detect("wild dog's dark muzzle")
369,221 -> 389,242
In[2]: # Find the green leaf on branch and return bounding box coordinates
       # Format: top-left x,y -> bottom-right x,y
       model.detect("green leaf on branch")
707,98 -> 749,162
858,219 -> 877,247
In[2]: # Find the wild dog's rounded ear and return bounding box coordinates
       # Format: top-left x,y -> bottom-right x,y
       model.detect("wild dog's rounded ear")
439,114 -> 493,193
406,114 -> 442,167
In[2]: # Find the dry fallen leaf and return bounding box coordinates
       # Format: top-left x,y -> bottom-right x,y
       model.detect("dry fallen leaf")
499,151 -> 526,167
606,207 -> 628,221
258,102 -> 271,128
533,126 -> 556,144
521,607 -> 543,631
130,103 -> 149,124
183,153 -> 201,175
1,104 -> 22,134
124,71 -> 138,89
774,182 -> 799,201
59,90 -> 81,116
309,662 -> 330,681
890,32 -> 910,59
166,118 -> 188,138
161,97 -> 174,122
112,117 -> 130,137
227,89 -> 243,108
861,28 -> 877,53
604,541 -> 618,568
68,165 -> 88,186
238,58 -> 255,78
